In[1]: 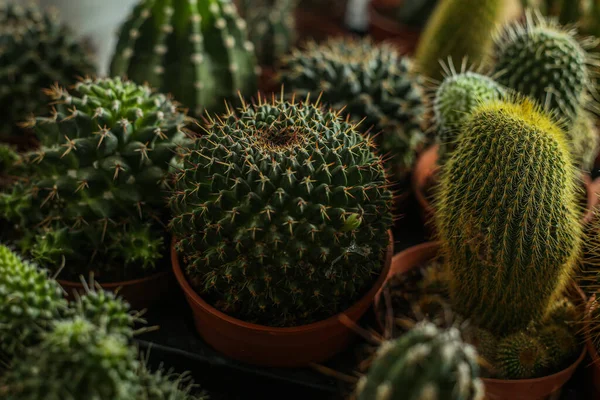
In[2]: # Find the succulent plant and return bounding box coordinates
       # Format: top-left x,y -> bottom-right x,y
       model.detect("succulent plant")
0,2 -> 96,142
0,244 -> 67,360
137,362 -> 209,400
110,0 -> 258,118
237,0 -> 297,67
0,144 -> 18,174
414,0 -> 506,80
493,10 -> 597,125
496,330 -> 549,379
569,110 -> 600,171
169,95 -> 394,326
0,77 -> 193,281
355,321 -> 484,400
538,324 -> 579,369
278,37 -> 426,184
435,97 -> 583,335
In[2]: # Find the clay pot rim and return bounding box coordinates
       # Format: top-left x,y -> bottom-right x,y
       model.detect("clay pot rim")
375,240 -> 587,384
171,230 -> 394,333
57,268 -> 171,289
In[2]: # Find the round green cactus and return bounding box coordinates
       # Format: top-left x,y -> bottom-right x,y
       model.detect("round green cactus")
169,95 -> 393,326
0,244 -> 66,359
278,37 -> 426,184
496,331 -> 549,379
0,2 -> 96,142
0,77 -> 193,281
569,110 -> 600,172
538,324 -> 579,369
110,0 -> 258,117
436,97 -> 583,335
355,321 -> 484,400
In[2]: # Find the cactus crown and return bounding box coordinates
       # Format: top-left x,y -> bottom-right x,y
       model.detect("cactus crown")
355,321 -> 484,400
169,94 -> 393,326
0,2 -> 96,139
278,36 -> 426,184
110,0 -> 259,117
435,96 -> 583,335
0,77 -> 192,280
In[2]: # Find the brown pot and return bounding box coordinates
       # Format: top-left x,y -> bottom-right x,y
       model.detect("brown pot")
368,3 -> 422,55
374,241 -> 587,400
170,230 -> 394,367
585,295 -> 600,397
58,269 -> 173,311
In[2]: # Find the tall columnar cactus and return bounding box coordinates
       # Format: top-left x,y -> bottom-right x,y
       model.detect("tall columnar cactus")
436,97 -> 582,335
237,0 -> 297,67
0,77 -> 193,281
493,10 -> 597,125
414,0 -> 506,80
355,322 -> 484,400
169,95 -> 393,326
278,37 -> 426,184
110,0 -> 259,117
0,244 -> 67,359
0,2 -> 96,142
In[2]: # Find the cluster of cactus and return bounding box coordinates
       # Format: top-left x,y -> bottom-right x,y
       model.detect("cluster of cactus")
0,77 -> 193,280
277,37 -> 427,184
236,0 -> 297,67
169,95 -> 394,326
355,321 -> 484,400
0,2 -> 96,142
435,97 -> 582,335
110,0 -> 259,118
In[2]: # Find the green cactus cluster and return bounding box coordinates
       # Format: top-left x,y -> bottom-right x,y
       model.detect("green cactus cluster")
278,37 -> 427,184
355,321 -> 484,400
169,95 -> 393,326
110,0 -> 259,118
237,0 -> 297,67
0,2 -> 96,142
0,77 -> 194,281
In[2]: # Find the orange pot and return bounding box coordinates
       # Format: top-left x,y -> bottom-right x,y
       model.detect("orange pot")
368,3 -> 421,55
171,231 -> 394,367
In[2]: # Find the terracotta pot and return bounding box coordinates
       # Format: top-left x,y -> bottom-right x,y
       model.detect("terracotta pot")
170,230 -> 394,367
59,269 -> 173,310
413,144 -> 600,234
375,241 -> 587,400
585,295 -> 600,397
368,3 -> 421,55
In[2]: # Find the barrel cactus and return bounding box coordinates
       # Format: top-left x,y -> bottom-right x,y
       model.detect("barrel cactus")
0,2 -> 96,142
278,37 -> 426,184
435,97 -> 582,335
169,95 -> 394,326
496,330 -> 550,379
355,321 -> 484,400
0,77 -> 193,281
110,0 -> 258,118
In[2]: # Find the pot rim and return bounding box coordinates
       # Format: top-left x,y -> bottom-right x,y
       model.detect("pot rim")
171,230 -> 394,333
57,268 -> 171,289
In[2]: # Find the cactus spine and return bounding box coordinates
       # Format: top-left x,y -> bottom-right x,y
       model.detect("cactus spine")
110,0 -> 258,117
435,97 -> 582,335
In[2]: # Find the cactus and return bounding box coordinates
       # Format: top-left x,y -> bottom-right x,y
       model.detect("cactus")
496,330 -> 549,379
355,321 -> 484,400
538,324 -> 579,369
0,2 -> 96,141
414,0 -> 506,80
569,110 -> 600,172
0,244 -> 67,360
433,63 -> 505,164
138,362 -> 209,400
435,97 -> 582,335
110,0 -> 258,118
237,0 -> 297,67
542,297 -> 579,327
278,37 -> 426,183
493,10 -> 597,125
0,77 -> 193,281
169,94 -> 394,326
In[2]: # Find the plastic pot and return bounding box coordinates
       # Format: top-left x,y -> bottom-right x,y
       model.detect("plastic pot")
170,230 -> 394,367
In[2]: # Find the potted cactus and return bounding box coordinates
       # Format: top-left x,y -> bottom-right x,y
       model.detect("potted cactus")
168,93 -> 394,367
0,77 -> 195,309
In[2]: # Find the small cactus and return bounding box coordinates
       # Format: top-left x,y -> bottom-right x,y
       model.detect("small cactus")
137,362 -> 209,400
569,110 -> 600,172
538,324 -> 579,370
496,330 -> 550,379
355,321 -> 484,400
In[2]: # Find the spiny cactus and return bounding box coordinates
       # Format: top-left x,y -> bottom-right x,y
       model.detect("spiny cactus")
0,244 -> 67,359
436,97 -> 582,335
237,0 -> 297,67
414,0 -> 506,80
169,94 -> 393,326
0,144 -> 18,174
137,362 -> 209,400
0,77 -> 193,281
0,2 -> 96,142
355,321 -> 484,400
569,110 -> 600,172
110,0 -> 258,118
278,37 -> 426,184
493,10 -> 598,125
433,62 -> 505,164
496,330 -> 549,379
538,324 -> 579,370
